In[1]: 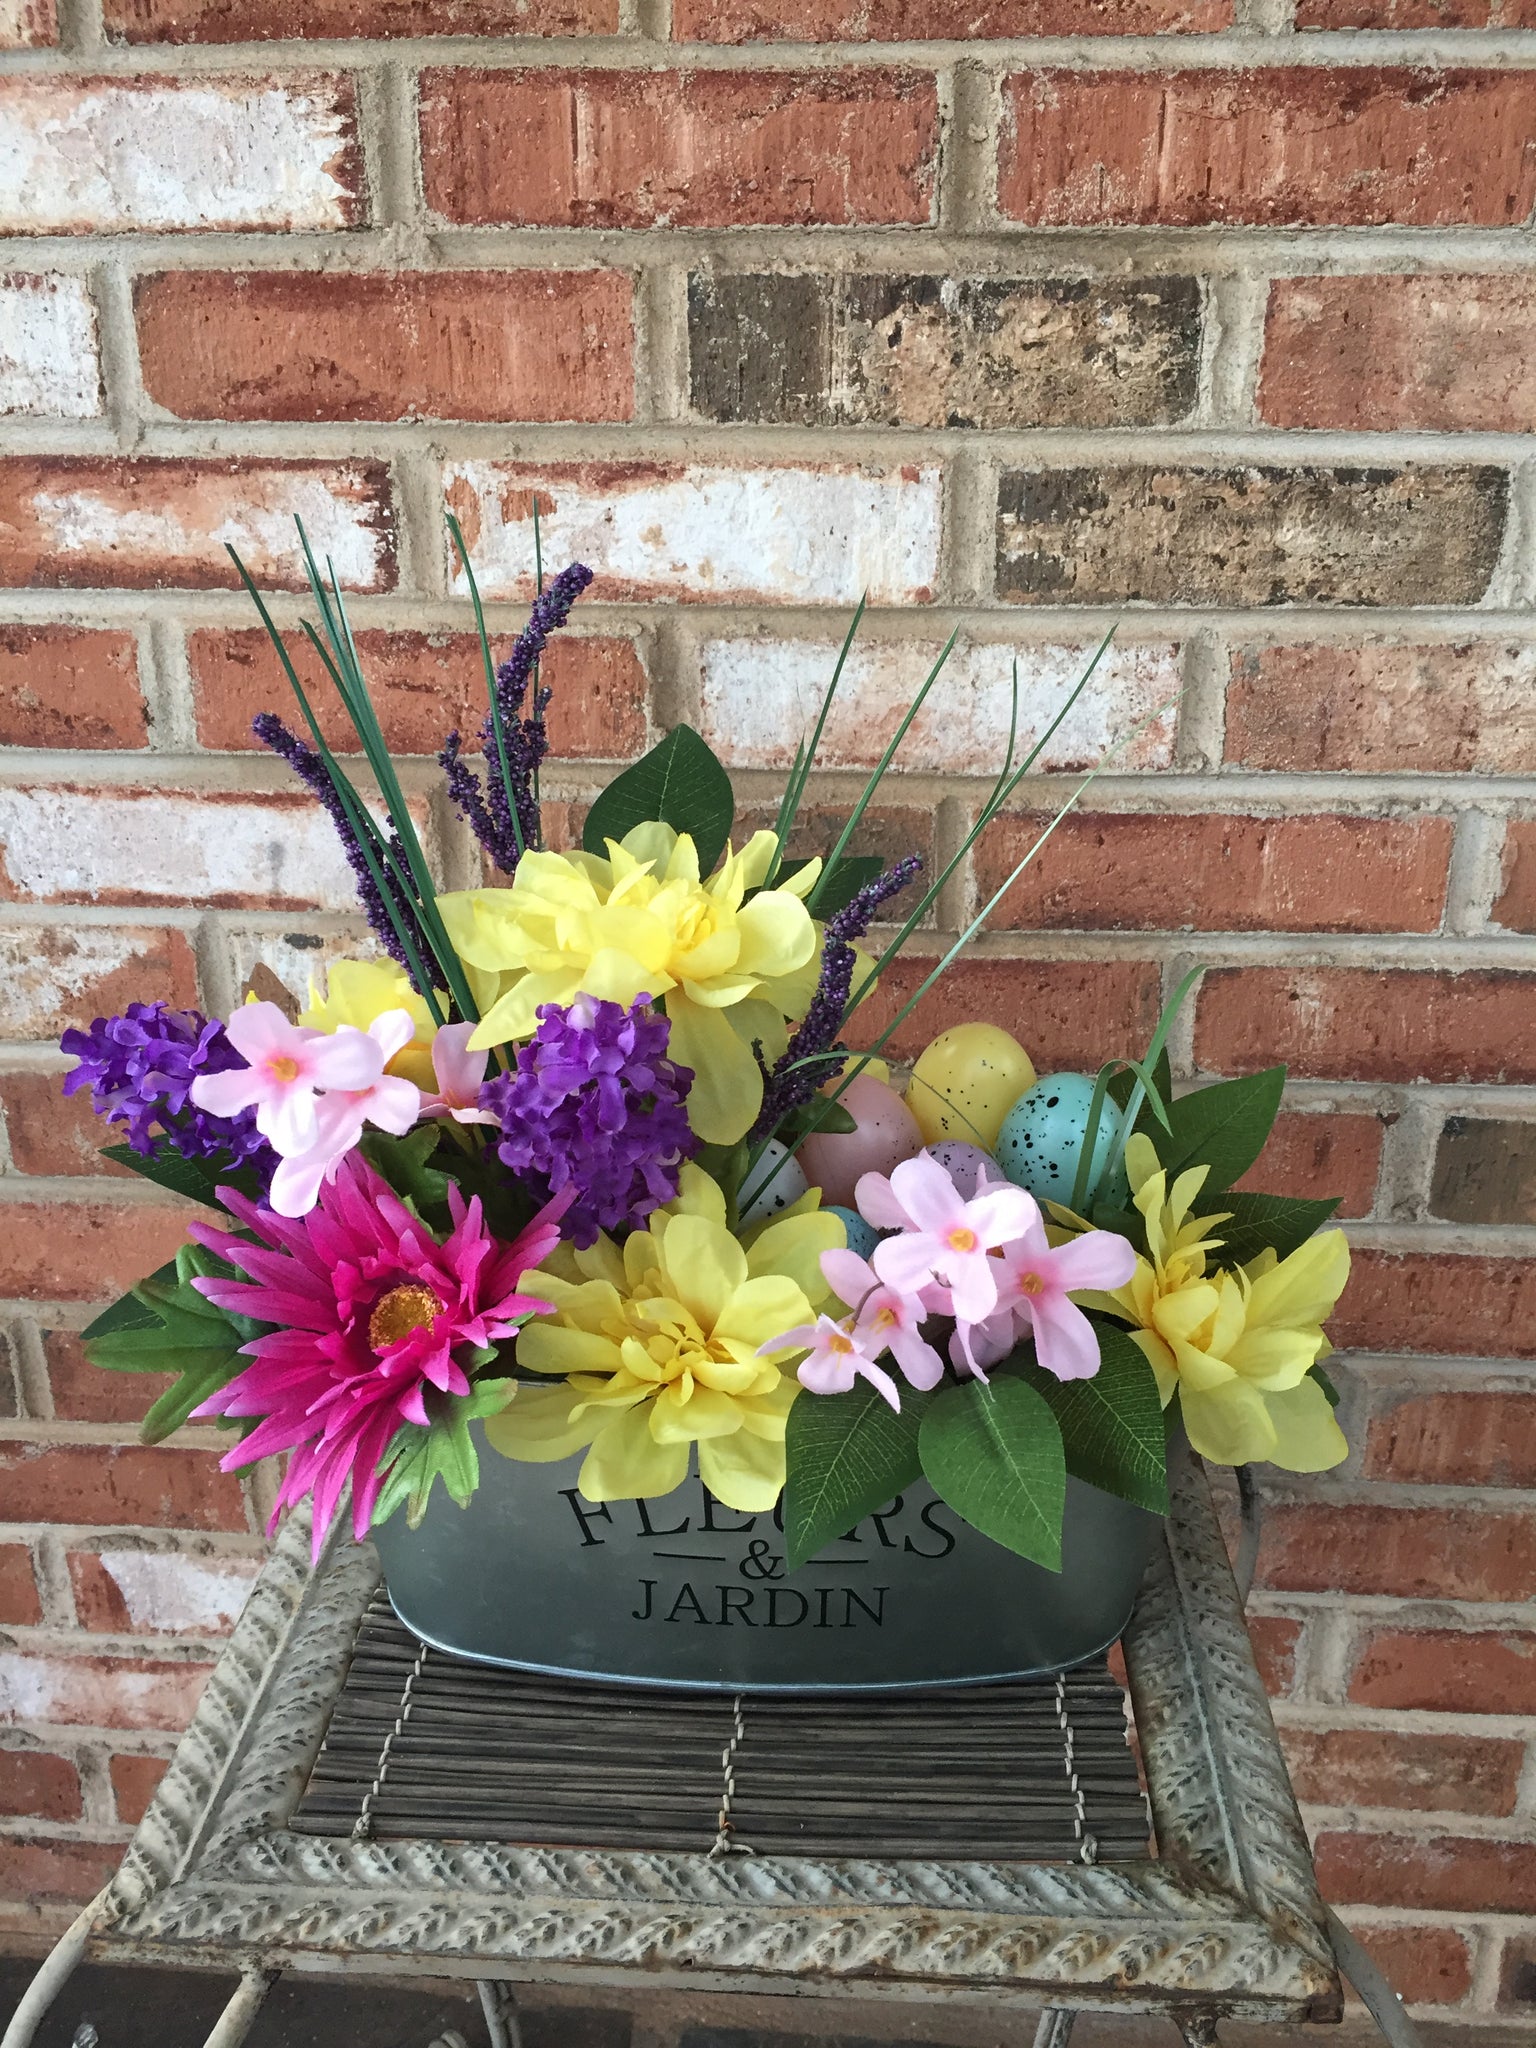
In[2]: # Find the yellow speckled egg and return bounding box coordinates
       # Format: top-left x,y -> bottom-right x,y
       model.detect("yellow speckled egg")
905,1024 -> 1037,1149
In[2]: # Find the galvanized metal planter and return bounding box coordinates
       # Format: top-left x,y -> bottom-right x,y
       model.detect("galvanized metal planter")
371,1433 -> 1159,1689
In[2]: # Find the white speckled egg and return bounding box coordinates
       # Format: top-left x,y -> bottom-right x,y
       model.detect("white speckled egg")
739,1140 -> 809,1225
995,1073 -> 1122,1208
826,1204 -> 879,1260
923,1140 -> 1004,1200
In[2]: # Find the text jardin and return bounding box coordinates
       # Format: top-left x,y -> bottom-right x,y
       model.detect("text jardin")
632,1580 -> 890,1629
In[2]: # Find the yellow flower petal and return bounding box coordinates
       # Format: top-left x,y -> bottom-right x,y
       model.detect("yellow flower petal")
663,992 -> 764,1143
659,1213 -> 748,1329
1262,1376 -> 1349,1472
1179,1380 -> 1278,1466
698,1428 -> 788,1512
651,1383 -> 746,1443
516,1323 -> 624,1377
484,1385 -> 596,1463
1245,1229 -> 1351,1332
745,1210 -> 844,1305
579,1405 -> 690,1501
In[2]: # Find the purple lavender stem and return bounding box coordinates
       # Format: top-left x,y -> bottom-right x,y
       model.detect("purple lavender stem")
750,854 -> 924,1143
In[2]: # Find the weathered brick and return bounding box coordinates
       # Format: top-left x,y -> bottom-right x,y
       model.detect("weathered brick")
445,461 -> 942,605
0,459 -> 393,593
1282,1724 -> 1524,1816
190,627 -> 648,761
0,1442 -> 245,1531
0,1748 -> 81,1823
0,627 -> 146,750
1247,1614 -> 1304,1698
1350,1628 -> 1536,1714
1432,1117 -> 1536,1225
1299,0 -> 1535,26
851,956 -> 1164,1066
1498,1931 -> 1536,2013
995,466 -> 1506,608
0,275 -> 100,418
0,0 -> 57,43
1364,1390 -> 1536,1488
107,0 -> 611,35
700,638 -> 1177,776
0,926 -> 198,1042
108,1751 -> 166,1825
1195,967 -> 1536,1085
1,1069 -> 134,1177
68,1547 -> 261,1634
1257,1502 -> 1536,1602
0,76 -> 363,235
1333,1249 -> 1536,1359
0,1836 -> 121,1903
0,1202 -> 201,1300
1237,1112 -> 1383,1219
0,786 -> 413,912
42,1330 -> 173,1426
137,270 -> 633,425
678,0 -> 1228,33
1345,1923 -> 1472,2008
978,811 -> 1451,935
1262,275 -> 1536,432
1314,1831 -> 1536,1914
1495,818 -> 1536,933
687,274 -> 1201,430
421,68 -> 938,229
999,69 -> 1536,228
737,802 -> 936,890
0,1546 -> 40,1626
1225,643 -> 1536,776
0,1649 -> 213,1730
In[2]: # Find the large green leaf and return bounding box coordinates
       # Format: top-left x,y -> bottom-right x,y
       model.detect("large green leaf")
783,1382 -> 929,1573
83,1242 -> 262,1444
1153,1067 -> 1287,1189
799,854 -> 884,918
1035,1324 -> 1168,1515
373,1379 -> 517,1530
918,1377 -> 1065,1570
582,726 -> 736,877
101,1139 -> 262,1210
1209,1188 -> 1340,1267
360,1125 -> 453,1221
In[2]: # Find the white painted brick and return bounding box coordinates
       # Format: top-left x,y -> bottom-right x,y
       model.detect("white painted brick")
0,274 -> 100,419
700,638 -> 1180,776
226,927 -> 376,1008
0,78 -> 361,235
0,1650 -> 209,1730
446,461 -> 943,605
88,1550 -> 260,1634
0,0 -> 55,47
0,788 -> 427,911
0,926 -> 186,1042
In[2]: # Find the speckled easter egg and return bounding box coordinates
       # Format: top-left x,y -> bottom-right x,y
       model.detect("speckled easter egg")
995,1073 -> 1122,1207
923,1140 -> 1004,1200
906,1024 -> 1037,1149
827,1204 -> 880,1260
738,1139 -> 809,1226
798,1074 -> 923,1209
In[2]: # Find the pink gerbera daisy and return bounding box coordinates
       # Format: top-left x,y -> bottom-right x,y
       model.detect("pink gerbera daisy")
189,1153 -> 567,1555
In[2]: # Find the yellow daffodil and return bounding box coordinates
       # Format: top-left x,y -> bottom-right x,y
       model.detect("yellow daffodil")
487,1165 -> 843,1509
1101,1135 -> 1350,1472
440,824 -> 822,1145
300,958 -> 439,1089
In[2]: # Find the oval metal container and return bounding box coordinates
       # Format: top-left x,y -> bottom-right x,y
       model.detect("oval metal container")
373,1431 -> 1159,1690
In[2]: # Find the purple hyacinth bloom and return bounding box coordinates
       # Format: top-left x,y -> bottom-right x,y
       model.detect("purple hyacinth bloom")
480,996 -> 696,1249
61,1002 -> 276,1181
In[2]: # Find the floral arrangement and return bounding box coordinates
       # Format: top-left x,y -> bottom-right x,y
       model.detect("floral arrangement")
65,518 -> 1351,1573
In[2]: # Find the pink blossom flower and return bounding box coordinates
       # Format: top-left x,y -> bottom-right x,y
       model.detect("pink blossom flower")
954,1216 -> 1139,1384
190,1000 -> 382,1156
419,1020 -> 498,1126
266,1009 -> 422,1219
767,1312 -> 902,1412
821,1246 -> 945,1391
190,1153 -> 568,1556
863,1153 -> 1036,1324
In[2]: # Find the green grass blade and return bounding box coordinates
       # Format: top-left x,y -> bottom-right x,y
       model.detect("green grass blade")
769,594 -> 867,884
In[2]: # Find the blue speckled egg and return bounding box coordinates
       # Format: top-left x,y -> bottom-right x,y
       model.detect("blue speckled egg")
923,1140 -> 1004,1200
739,1140 -> 809,1225
995,1073 -> 1122,1208
827,1204 -> 880,1260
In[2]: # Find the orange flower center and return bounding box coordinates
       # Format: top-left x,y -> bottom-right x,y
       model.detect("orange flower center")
1019,1271 -> 1046,1297
369,1283 -> 445,1349
945,1225 -> 979,1254
266,1055 -> 301,1083
827,1330 -> 856,1355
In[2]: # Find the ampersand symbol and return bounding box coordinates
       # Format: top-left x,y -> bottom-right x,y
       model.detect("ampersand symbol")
740,1538 -> 783,1581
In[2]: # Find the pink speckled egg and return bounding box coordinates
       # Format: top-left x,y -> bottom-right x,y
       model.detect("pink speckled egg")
798,1075 -> 924,1209
923,1140 -> 1004,1200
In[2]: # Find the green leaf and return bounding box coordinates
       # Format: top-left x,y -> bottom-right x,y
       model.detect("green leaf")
796,853 -> 883,918
1311,1362 -> 1341,1409
100,1140 -> 258,1210
918,1377 -> 1065,1570
1209,1188 -> 1340,1266
1034,1324 -> 1168,1515
373,1383 -> 519,1531
82,1261 -> 180,1344
783,1382 -> 929,1572
1153,1067 -> 1287,1189
83,1249 -> 259,1443
360,1125 -> 453,1219
582,726 -> 736,877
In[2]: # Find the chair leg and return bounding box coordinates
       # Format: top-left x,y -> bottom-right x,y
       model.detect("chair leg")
202,1968 -> 278,2048
1031,2011 -> 1076,2048
479,1980 -> 522,2048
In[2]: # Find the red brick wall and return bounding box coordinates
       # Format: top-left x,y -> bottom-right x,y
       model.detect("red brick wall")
0,0 -> 1533,2030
